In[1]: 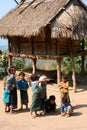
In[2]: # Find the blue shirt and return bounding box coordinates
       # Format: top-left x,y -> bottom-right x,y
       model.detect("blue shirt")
6,74 -> 17,90
17,79 -> 29,89
31,81 -> 39,93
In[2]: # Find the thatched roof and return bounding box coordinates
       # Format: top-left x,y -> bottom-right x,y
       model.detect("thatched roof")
0,0 -> 87,39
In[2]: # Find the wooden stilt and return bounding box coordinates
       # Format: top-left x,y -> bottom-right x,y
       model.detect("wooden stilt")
57,59 -> 61,84
69,39 -> 76,92
72,57 -> 76,92
81,39 -> 85,84
81,56 -> 85,84
8,55 -> 12,67
32,58 -> 37,74
8,39 -> 13,67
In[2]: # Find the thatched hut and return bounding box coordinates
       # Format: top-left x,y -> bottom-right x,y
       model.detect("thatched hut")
0,0 -> 87,92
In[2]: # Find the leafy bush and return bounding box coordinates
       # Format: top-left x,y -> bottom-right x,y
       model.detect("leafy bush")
12,58 -> 25,70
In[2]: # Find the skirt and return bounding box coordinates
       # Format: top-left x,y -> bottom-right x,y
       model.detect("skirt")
10,87 -> 17,109
3,89 -> 10,103
30,93 -> 41,111
20,90 -> 28,105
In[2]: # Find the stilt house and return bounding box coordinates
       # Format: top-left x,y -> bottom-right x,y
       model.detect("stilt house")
0,0 -> 87,91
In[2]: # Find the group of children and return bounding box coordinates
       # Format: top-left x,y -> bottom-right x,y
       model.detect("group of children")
3,69 -> 73,117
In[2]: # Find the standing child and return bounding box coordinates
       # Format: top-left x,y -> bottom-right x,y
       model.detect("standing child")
30,74 -> 41,118
6,67 -> 17,114
58,75 -> 70,103
17,72 -> 29,110
3,76 -> 10,112
39,75 -> 47,110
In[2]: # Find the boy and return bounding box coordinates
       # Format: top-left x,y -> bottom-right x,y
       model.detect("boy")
45,95 -> 56,114
17,72 -> 29,110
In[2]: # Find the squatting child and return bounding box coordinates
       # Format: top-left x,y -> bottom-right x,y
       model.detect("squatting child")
45,95 -> 56,114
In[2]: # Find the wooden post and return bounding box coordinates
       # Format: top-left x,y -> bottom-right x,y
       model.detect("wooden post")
81,39 -> 85,84
56,58 -> 61,84
32,58 -> 37,74
69,39 -> 76,92
8,39 -> 13,67
8,55 -> 12,67
45,24 -> 51,55
81,55 -> 85,84
72,57 -> 76,92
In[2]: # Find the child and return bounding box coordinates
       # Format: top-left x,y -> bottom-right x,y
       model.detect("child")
6,67 -> 17,114
39,75 -> 47,110
17,72 -> 29,110
60,92 -> 73,117
58,75 -> 70,103
3,76 -> 10,112
45,95 -> 56,114
30,74 -> 41,118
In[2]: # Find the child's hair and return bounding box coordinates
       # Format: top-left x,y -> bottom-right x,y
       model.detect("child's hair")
19,71 -> 25,77
8,66 -> 15,73
49,95 -> 55,101
30,74 -> 39,81
62,75 -> 67,80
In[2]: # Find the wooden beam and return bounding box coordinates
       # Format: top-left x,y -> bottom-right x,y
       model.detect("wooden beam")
9,53 -> 63,60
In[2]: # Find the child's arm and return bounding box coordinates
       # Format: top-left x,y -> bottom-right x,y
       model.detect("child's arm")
58,82 -> 63,89
62,82 -> 69,89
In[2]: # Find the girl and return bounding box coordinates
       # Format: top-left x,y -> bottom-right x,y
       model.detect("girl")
5,67 -> 17,114
58,75 -> 70,103
17,72 -> 29,110
30,74 -> 41,118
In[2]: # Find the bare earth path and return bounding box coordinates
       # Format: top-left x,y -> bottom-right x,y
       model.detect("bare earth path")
0,80 -> 87,130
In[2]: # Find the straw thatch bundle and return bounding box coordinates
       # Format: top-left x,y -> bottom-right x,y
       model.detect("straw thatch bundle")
0,0 -> 87,39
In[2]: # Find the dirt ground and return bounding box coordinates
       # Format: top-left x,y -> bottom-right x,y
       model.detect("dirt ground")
0,80 -> 87,130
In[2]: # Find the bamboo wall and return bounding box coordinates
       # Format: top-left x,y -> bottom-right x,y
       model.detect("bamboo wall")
10,36 -> 81,57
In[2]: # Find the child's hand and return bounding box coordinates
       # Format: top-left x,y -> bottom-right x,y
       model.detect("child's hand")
58,85 -> 63,89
